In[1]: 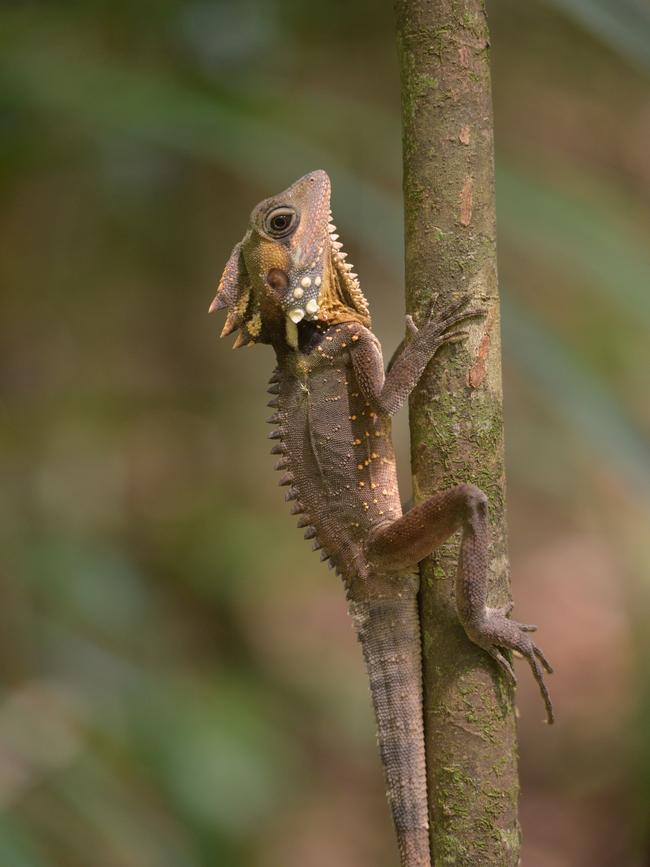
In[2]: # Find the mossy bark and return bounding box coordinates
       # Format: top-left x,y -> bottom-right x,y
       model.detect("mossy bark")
394,2 -> 520,865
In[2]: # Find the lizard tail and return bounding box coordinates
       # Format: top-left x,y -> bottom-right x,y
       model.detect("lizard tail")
350,595 -> 431,867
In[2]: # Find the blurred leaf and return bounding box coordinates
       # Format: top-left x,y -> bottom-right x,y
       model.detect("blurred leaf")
497,163 -> 650,324
53,754 -> 203,867
0,819 -> 49,867
129,676 -> 299,836
502,290 -> 650,500
14,535 -> 151,642
543,0 -> 650,73
177,0 -> 279,70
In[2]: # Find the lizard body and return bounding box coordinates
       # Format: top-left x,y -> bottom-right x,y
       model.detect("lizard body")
210,171 -> 553,867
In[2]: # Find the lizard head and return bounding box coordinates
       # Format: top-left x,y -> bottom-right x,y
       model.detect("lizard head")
210,169 -> 370,348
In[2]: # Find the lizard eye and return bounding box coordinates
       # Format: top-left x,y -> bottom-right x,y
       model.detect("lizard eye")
265,207 -> 298,238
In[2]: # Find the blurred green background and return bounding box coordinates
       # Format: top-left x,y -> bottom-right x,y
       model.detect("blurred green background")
1,1 -> 650,865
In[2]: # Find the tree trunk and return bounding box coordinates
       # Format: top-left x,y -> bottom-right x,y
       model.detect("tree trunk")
394,2 -> 520,865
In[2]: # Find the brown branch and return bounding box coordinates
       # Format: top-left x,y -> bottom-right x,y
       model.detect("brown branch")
394,1 -> 521,864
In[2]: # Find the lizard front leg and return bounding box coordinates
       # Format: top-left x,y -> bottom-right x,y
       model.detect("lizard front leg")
366,486 -> 554,723
350,294 -> 485,416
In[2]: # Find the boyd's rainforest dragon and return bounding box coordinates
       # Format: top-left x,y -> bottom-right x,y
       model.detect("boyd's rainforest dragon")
210,170 -> 553,867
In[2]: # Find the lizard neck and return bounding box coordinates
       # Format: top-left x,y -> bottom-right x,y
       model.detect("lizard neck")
273,320 -> 329,361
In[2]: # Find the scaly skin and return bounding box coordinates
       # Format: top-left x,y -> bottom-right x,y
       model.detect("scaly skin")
210,170 -> 553,867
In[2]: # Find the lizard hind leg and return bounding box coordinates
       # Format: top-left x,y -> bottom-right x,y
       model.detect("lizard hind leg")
366,484 -> 488,576
366,484 -> 555,724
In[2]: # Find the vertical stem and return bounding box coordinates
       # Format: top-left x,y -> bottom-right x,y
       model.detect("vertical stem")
394,2 -> 520,865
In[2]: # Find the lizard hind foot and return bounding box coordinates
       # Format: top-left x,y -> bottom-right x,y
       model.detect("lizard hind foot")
476,611 -> 555,725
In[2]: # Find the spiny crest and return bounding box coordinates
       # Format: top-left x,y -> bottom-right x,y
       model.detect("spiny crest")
266,369 -> 333,567
314,209 -> 370,327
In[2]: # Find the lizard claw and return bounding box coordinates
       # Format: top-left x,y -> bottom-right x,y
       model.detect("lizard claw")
469,611 -> 555,724
516,622 -> 538,633
493,604 -> 537,633
487,646 -> 517,687
424,291 -> 469,322
532,643 -> 553,674
423,292 -> 441,322
439,329 -> 469,347
418,292 -> 472,330
522,640 -> 555,724
438,307 -> 487,334
417,293 -> 487,347
405,314 -> 419,338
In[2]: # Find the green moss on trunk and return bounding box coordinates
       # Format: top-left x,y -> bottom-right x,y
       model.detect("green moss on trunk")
394,1 -> 520,864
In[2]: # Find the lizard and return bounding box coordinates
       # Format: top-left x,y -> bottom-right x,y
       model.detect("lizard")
209,170 -> 553,867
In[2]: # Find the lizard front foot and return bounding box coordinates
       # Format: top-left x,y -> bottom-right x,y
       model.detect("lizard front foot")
465,609 -> 555,724
406,293 -> 487,354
